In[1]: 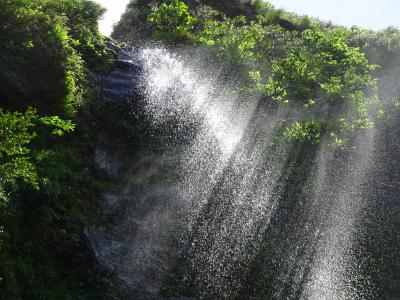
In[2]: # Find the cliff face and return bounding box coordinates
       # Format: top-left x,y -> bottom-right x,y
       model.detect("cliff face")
87,43 -> 176,297
88,42 -> 400,299
94,2 -> 400,299
4,0 -> 399,298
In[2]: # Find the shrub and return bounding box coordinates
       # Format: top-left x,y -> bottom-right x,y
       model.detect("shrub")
0,0 -> 111,116
148,0 -> 196,42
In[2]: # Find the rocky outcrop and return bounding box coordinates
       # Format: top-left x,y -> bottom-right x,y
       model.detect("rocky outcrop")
97,41 -> 142,104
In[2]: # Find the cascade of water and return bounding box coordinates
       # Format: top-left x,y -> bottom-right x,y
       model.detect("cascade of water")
95,46 -> 379,299
140,47 -> 379,299
300,132 -> 376,300
138,47 -> 306,297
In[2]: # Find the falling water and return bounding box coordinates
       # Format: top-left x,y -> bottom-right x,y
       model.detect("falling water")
91,46 -> 391,299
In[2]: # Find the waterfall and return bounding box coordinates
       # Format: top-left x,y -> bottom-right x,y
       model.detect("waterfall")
139,47 -> 283,296
90,47 -> 382,299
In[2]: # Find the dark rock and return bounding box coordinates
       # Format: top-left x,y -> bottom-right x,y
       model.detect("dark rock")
189,0 -> 256,19
97,41 -> 143,104
277,18 -> 302,32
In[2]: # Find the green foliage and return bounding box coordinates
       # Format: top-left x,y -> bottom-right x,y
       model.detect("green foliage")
0,104 -> 121,298
251,0 -> 285,27
196,17 -> 270,65
0,0 -> 82,115
0,0 -> 111,116
0,107 -> 76,191
0,143 -> 117,300
112,0 -> 153,40
0,108 -> 38,189
195,16 -> 378,143
39,116 -> 76,136
260,29 -> 376,105
0,1 -> 120,298
1,0 -> 399,297
40,0 -> 112,72
116,0 -> 400,146
148,0 -> 196,42
0,104 -> 119,299
285,120 -> 323,143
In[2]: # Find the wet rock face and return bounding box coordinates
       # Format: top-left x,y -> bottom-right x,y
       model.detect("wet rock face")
94,132 -> 119,179
88,152 -> 182,299
90,42 -> 183,298
98,41 -> 142,104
